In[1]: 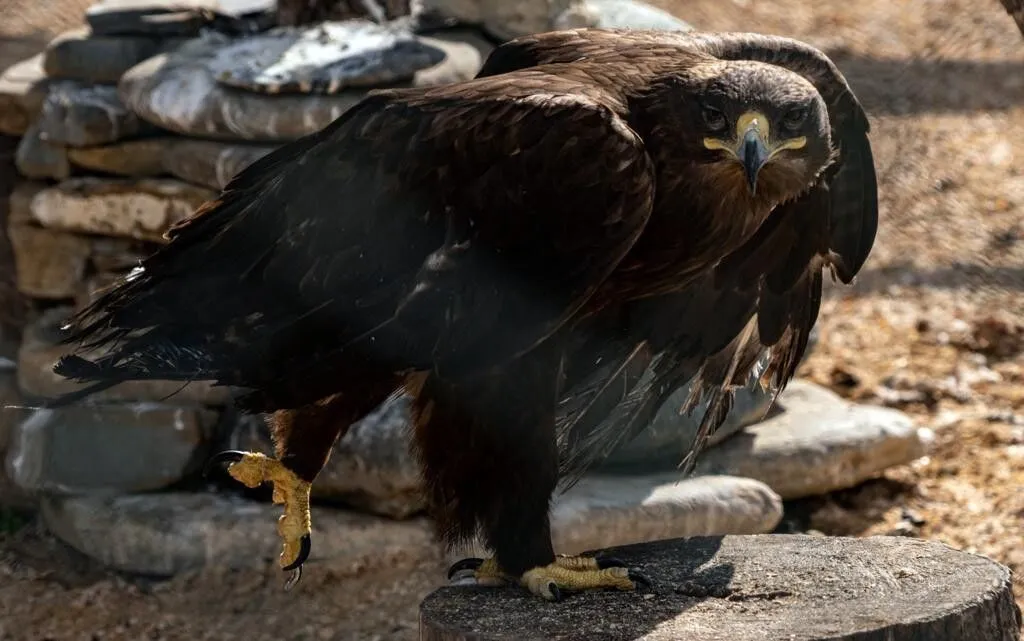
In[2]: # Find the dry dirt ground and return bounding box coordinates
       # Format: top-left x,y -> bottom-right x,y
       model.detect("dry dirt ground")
1,0 -> 1022,639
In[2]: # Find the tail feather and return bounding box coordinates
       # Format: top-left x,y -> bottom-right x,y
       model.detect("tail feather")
45,324 -> 234,408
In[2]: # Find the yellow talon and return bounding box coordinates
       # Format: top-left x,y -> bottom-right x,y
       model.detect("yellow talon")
524,555 -> 650,601
447,554 -> 650,600
208,450 -> 313,580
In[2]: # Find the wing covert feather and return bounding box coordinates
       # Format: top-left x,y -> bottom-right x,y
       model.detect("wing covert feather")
57,76 -> 656,411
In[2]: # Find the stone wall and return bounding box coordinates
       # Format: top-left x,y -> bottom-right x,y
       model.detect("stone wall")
0,0 -> 931,581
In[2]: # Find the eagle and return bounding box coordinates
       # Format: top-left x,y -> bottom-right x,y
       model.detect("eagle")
49,28 -> 877,601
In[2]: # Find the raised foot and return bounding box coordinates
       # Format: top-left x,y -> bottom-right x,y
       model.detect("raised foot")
447,555 -> 651,601
206,450 -> 312,590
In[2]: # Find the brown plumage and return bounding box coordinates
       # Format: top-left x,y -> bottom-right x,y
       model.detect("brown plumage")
49,29 -> 877,600
1001,0 -> 1024,36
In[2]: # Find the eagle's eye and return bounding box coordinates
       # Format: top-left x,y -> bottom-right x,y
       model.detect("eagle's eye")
782,107 -> 808,130
701,106 -> 727,131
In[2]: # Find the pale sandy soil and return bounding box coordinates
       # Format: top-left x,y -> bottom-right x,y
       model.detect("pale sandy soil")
0,0 -> 1022,638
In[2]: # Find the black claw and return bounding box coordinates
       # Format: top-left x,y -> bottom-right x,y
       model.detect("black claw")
548,582 -> 563,602
203,450 -> 246,479
628,570 -> 653,590
283,566 -> 301,591
446,557 -> 485,580
595,555 -> 628,570
282,534 -> 311,573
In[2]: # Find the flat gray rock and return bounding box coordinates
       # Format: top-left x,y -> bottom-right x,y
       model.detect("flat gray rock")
7,222 -> 92,299
162,137 -> 276,189
5,403 -> 216,495
41,473 -> 780,576
554,474 -> 781,555
0,373 -> 33,509
421,0 -> 599,42
0,55 -> 51,137
232,392 -> 424,518
67,137 -> 172,177
29,177 -> 215,242
693,380 -> 933,499
17,306 -> 231,406
596,363 -> 776,473
14,121 -> 71,181
209,20 -> 448,95
41,491 -> 441,576
120,31 -> 481,141
412,26 -> 495,63
44,28 -> 188,84
37,81 -> 157,148
586,0 -> 693,31
86,0 -> 277,37
9,181 -> 156,270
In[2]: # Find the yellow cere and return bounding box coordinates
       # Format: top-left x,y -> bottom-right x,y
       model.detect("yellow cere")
702,110 -> 807,155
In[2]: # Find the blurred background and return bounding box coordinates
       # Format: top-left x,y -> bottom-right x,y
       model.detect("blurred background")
0,0 -> 1021,639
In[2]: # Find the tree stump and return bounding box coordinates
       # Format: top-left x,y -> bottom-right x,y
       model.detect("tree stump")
420,534 -> 1022,641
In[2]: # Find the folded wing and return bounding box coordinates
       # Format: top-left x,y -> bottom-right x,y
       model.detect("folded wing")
53,74 -> 656,413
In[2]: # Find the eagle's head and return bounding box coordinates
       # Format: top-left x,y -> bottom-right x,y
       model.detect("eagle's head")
684,60 -> 835,204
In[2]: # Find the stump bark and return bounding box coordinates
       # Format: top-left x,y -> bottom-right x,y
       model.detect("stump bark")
419,534 -> 1022,641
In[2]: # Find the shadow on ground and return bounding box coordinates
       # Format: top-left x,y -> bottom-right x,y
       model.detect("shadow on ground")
823,52 -> 1024,114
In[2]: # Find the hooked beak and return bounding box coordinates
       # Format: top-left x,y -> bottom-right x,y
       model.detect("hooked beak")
739,126 -> 771,194
703,110 -> 807,196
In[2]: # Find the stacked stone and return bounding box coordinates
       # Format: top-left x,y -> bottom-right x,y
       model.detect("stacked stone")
0,0 -> 932,582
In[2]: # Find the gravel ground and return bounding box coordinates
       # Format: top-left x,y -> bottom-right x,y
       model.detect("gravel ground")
1,0 -> 1023,639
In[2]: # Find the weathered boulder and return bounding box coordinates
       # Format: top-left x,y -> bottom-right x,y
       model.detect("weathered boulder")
585,0 -> 693,30
41,491 -> 441,576
0,55 -> 50,137
7,223 -> 92,300
596,368 -> 777,474
0,372 -> 33,508
29,177 -> 215,242
17,306 -> 231,405
421,0 -> 599,41
161,138 -> 276,189
4,403 -> 216,495
37,81 -> 158,148
67,137 -> 172,177
85,0 -> 277,37
555,474 -> 780,556
41,472 -> 781,576
14,121 -> 71,181
208,20 -> 449,95
43,27 -> 188,84
692,380 -> 932,499
120,30 -> 482,141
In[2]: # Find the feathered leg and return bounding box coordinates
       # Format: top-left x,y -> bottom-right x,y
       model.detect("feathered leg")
410,349 -> 649,602
207,378 -> 399,589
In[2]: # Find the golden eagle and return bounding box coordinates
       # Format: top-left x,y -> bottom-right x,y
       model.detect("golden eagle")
50,28 -> 877,601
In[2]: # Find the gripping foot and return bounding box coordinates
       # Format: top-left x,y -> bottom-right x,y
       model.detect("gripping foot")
206,450 -> 312,590
447,554 -> 651,601
522,554 -> 651,602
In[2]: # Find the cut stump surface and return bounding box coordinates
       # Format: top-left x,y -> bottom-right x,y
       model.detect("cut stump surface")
419,534 -> 1022,641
